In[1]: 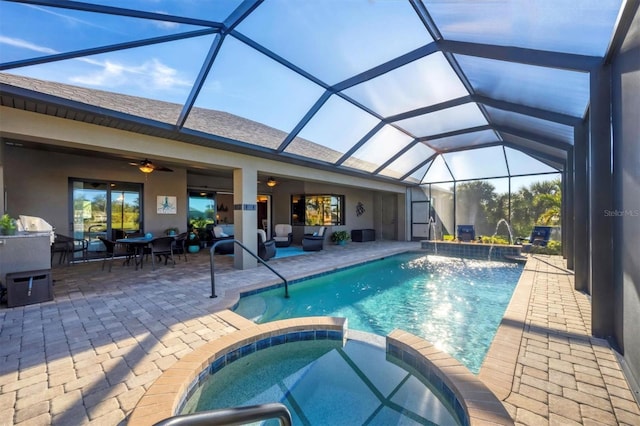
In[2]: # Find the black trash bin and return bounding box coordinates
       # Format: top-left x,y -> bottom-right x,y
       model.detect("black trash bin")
6,269 -> 53,307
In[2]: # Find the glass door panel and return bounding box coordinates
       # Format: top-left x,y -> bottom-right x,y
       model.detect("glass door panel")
72,181 -> 108,258
111,183 -> 142,240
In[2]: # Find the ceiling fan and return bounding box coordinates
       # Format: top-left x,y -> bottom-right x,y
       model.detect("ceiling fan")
129,159 -> 173,173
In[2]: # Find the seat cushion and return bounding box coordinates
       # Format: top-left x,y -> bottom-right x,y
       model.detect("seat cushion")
213,226 -> 224,238
274,224 -> 292,237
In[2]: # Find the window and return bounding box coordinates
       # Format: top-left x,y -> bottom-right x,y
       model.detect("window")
291,195 -> 345,226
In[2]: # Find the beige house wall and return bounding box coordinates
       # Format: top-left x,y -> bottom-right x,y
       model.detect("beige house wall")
1,107 -> 409,244
4,147 -> 188,237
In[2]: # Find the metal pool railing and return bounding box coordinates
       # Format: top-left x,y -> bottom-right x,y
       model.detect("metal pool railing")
153,403 -> 292,426
209,239 -> 289,299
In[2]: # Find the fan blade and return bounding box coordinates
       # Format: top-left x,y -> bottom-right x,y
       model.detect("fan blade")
128,159 -> 173,172
153,165 -> 173,172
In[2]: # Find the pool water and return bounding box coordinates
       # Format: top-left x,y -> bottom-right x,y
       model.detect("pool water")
235,253 -> 523,373
181,337 -> 461,425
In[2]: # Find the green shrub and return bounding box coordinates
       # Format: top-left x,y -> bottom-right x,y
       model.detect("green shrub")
330,230 -> 350,243
0,214 -> 17,235
529,240 -> 562,255
479,235 -> 511,245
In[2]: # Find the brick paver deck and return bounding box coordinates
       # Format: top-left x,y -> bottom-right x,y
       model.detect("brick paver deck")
481,255 -> 640,425
0,242 -> 638,425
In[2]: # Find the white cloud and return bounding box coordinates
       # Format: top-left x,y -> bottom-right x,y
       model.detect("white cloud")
152,11 -> 180,30
0,36 -> 58,55
69,57 -> 191,91
1,33 -> 190,94
24,4 -> 117,33
156,21 -> 180,30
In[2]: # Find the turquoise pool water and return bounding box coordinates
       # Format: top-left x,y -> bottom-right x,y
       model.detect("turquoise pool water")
235,253 -> 523,373
181,336 -> 461,425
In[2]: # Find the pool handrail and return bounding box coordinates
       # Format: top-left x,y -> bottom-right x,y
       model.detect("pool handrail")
152,402 -> 292,426
209,239 -> 289,299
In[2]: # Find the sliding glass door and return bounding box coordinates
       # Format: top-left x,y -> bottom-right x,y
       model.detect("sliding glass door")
71,180 -> 142,257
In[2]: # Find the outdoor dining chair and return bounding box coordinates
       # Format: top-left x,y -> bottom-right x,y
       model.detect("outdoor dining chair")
172,232 -> 189,262
51,233 -> 88,265
149,236 -> 176,270
97,236 -> 132,272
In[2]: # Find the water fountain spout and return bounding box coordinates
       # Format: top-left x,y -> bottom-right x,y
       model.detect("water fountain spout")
428,217 -> 438,255
494,218 -> 514,245
488,218 -> 514,261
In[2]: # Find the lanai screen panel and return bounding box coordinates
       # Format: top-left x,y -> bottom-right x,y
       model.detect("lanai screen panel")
502,133 -> 567,165
394,103 -> 487,138
455,55 -> 590,118
343,52 -> 468,117
0,0 -> 628,184
342,125 -> 414,173
425,0 -> 622,56
443,146 -> 509,181
236,0 -> 430,85
3,36 -> 215,124
504,147 -> 559,176
426,130 -> 499,152
483,106 -> 575,147
186,36 -> 324,149
0,2 -> 209,64
87,0 -> 242,22
379,143 -> 436,180
404,162 -> 432,184
286,95 -> 380,163
423,155 -> 454,184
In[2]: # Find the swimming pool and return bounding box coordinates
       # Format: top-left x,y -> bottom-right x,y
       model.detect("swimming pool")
235,253 -> 523,373
180,333 -> 461,425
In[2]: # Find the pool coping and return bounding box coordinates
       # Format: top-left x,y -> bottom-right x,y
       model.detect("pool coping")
389,329 -> 513,425
128,314 -> 513,426
127,316 -> 347,425
477,258 -> 535,400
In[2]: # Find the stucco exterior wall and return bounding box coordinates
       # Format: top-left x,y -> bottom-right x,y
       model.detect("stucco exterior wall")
1,107 -> 408,245
3,146 -> 188,236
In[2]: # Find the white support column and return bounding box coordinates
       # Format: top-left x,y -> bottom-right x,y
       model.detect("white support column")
233,167 -> 258,270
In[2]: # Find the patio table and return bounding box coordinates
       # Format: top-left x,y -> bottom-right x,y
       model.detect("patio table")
116,236 -> 154,270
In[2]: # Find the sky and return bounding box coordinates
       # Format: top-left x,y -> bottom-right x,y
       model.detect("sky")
0,0 -> 623,184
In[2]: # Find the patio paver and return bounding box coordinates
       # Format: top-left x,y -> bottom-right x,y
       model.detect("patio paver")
0,242 -> 638,425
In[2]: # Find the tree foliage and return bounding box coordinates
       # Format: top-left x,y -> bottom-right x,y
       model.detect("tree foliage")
447,178 -> 562,242
510,179 -> 561,238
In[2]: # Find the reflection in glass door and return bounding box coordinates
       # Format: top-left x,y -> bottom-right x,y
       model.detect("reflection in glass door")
71,180 -> 142,258
110,184 -> 142,239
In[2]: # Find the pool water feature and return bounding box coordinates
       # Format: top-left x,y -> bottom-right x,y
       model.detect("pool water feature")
180,335 -> 461,425
235,253 -> 523,373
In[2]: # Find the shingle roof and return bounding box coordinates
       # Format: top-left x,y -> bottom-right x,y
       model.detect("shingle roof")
0,72 -> 371,171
